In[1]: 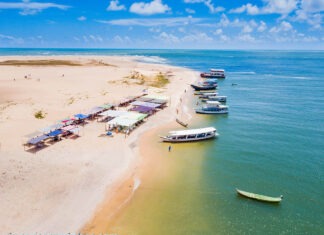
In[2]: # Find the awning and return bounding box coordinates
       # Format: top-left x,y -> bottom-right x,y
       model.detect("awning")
24,131 -> 42,139
98,110 -> 128,117
107,117 -> 138,127
123,112 -> 147,121
145,95 -> 168,101
136,97 -> 154,102
27,134 -> 49,145
131,101 -> 161,108
74,113 -> 89,120
47,129 -> 62,137
99,104 -> 113,109
130,105 -> 155,113
86,107 -> 105,115
61,125 -> 78,131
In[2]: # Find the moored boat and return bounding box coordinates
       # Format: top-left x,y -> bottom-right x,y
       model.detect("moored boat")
195,101 -> 228,114
176,118 -> 188,127
236,188 -> 283,203
191,83 -> 217,91
200,69 -> 226,79
201,95 -> 227,103
160,127 -> 218,142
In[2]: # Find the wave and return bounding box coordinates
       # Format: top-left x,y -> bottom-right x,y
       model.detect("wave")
229,71 -> 256,75
133,177 -> 141,192
134,55 -> 168,64
264,74 -> 311,80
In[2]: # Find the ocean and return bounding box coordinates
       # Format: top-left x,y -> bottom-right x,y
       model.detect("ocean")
1,49 -> 323,234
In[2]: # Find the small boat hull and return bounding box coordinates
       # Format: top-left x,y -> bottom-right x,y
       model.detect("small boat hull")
236,189 -> 283,203
176,118 -> 188,127
200,73 -> 225,79
191,84 -> 217,91
195,109 -> 228,114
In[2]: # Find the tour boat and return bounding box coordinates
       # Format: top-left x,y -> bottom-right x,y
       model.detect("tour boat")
160,127 -> 218,143
201,95 -> 227,103
236,189 -> 283,203
191,83 -> 217,91
195,101 -> 228,114
200,69 -> 226,79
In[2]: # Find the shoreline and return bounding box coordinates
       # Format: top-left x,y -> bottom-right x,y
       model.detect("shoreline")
81,78 -> 197,233
0,55 -> 198,233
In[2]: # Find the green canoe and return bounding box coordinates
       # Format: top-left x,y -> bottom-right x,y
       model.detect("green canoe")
236,188 -> 283,203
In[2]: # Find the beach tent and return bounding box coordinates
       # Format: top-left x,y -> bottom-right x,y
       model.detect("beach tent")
123,112 -> 147,121
99,104 -> 114,110
131,101 -> 161,108
27,134 -> 49,145
107,116 -> 138,128
24,131 -> 43,139
86,106 -> 105,116
145,95 -> 169,101
74,113 -> 89,120
135,97 -> 154,102
98,110 -> 128,118
47,129 -> 62,137
130,105 -> 155,114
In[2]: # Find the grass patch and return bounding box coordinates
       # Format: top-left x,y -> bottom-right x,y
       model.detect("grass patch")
34,110 -> 46,119
0,60 -> 83,66
149,72 -> 169,88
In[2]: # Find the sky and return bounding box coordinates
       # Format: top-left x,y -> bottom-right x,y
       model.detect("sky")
0,0 -> 323,49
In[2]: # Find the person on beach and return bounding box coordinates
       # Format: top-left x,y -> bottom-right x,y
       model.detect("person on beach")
168,145 -> 172,152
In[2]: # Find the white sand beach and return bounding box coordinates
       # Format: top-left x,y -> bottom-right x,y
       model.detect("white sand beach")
0,55 -> 197,233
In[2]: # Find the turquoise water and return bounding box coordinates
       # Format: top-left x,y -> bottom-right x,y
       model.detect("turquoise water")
2,49 -> 323,234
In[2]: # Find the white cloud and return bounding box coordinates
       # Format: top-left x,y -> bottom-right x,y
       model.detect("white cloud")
301,0 -> 324,12
107,0 -> 126,11
242,25 -> 253,33
113,35 -> 131,43
156,32 -> 181,43
257,21 -> 267,32
219,14 -> 230,27
238,34 -> 256,42
83,35 -> 103,43
77,16 -> 86,21
269,21 -> 293,33
184,0 -> 224,14
97,17 -> 203,27
0,0 -> 70,15
230,0 -> 298,16
130,0 -> 170,15
230,3 -> 259,15
292,0 -> 323,29
185,8 -> 195,14
214,28 -> 223,35
0,34 -> 24,44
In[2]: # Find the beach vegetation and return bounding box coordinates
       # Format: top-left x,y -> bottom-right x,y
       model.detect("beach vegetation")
149,72 -> 169,88
68,97 -> 75,105
0,60 -> 83,66
34,110 -> 46,119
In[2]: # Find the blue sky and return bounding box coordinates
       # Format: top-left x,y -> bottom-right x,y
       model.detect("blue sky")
0,0 -> 323,49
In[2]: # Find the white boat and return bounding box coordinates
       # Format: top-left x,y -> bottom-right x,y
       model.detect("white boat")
200,69 -> 226,79
201,95 -> 227,103
160,127 -> 218,142
195,101 -> 229,114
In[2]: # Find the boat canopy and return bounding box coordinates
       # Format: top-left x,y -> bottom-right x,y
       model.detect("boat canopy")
210,69 -> 225,72
206,101 -> 221,105
168,127 -> 216,136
